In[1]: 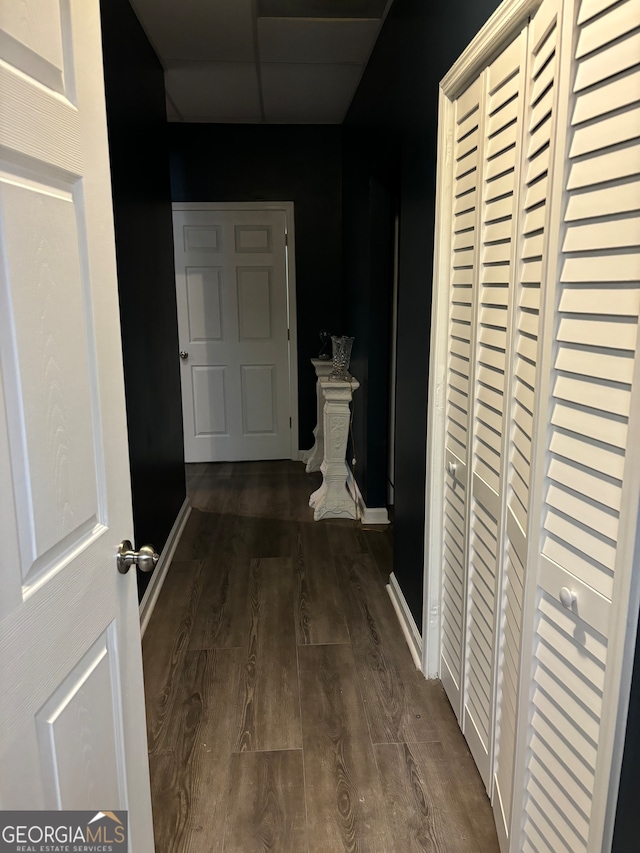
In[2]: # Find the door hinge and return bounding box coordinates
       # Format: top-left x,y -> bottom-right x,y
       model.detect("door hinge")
289,417 -> 292,427
285,231 -> 288,247
287,328 -> 290,341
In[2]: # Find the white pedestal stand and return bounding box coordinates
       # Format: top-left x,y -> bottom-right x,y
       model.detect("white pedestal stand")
301,358 -> 334,472
309,375 -> 360,521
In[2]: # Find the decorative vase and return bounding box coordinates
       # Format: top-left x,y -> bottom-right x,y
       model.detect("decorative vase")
330,335 -> 354,381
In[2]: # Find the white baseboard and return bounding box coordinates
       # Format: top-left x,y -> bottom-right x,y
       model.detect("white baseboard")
346,469 -> 390,525
387,572 -> 423,670
139,497 -> 191,637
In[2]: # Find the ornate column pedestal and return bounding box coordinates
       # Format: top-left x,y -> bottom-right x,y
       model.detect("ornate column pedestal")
309,376 -> 360,521
301,358 -> 333,473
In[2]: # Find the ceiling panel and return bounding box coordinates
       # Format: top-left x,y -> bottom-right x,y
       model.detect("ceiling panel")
165,63 -> 262,122
262,63 -> 364,123
258,18 -> 380,64
258,0 -> 387,17
131,0 -> 394,123
130,0 -> 254,61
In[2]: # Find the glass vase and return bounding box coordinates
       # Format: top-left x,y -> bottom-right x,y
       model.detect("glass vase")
330,335 -> 354,381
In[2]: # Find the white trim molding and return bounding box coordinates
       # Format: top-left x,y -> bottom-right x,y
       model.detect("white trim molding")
422,85 -> 454,680
346,468 -> 390,525
441,0 -> 541,97
139,498 -> 191,637
387,573 -> 422,670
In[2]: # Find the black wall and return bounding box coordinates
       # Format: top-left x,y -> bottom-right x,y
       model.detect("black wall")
343,0 -> 501,625
168,124 -> 343,450
612,613 -> 640,851
342,143 -> 397,508
100,0 -> 185,597
612,512 -> 640,850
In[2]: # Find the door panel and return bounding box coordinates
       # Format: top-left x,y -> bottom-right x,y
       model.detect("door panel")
464,29 -> 527,791
185,267 -> 224,341
174,207 -> 292,462
493,0 -> 561,840
36,629 -> 125,808
0,0 -> 153,845
517,0 -> 640,850
440,74 -> 483,714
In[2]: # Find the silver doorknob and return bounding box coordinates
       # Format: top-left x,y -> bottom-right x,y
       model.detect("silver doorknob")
447,460 -> 457,478
117,540 -> 159,574
179,350 -> 189,359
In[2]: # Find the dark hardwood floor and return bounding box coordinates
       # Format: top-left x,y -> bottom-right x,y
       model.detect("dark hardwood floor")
143,461 -> 499,853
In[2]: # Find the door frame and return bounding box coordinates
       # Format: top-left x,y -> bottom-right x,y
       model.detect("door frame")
172,201 -> 300,461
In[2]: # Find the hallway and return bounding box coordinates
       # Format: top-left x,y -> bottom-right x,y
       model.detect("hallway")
143,461 -> 499,852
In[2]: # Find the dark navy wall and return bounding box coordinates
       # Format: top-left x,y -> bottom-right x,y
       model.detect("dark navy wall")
342,142 -> 397,508
343,0 -> 501,625
613,594 -> 640,851
168,124 -> 344,451
100,0 -> 185,598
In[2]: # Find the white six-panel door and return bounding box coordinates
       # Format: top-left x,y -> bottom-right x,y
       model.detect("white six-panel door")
0,0 -> 154,847
174,205 -> 293,462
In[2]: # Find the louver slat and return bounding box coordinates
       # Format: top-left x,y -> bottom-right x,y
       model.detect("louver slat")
575,0 -> 640,59
577,0 -> 619,23
574,30 -> 640,92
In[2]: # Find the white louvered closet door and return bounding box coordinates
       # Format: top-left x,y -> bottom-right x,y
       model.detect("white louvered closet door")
463,30 -> 528,791
514,0 -> 640,850
440,75 -> 483,716
492,0 -> 562,842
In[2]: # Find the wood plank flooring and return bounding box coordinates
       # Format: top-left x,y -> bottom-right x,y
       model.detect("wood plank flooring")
144,461 -> 499,853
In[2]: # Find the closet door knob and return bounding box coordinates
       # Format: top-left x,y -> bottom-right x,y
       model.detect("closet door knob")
559,587 -> 577,609
447,460 -> 457,478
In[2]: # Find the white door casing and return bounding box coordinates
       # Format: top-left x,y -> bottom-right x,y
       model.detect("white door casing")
0,0 -> 154,848
173,203 -> 297,463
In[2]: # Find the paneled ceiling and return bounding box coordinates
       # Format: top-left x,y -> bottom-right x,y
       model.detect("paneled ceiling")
128,0 -> 394,123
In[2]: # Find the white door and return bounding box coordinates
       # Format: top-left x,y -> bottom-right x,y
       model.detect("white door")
492,0 -> 561,842
174,205 -> 293,462
0,0 -> 154,848
514,0 -> 640,849
439,73 -> 483,718
463,29 -> 527,792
